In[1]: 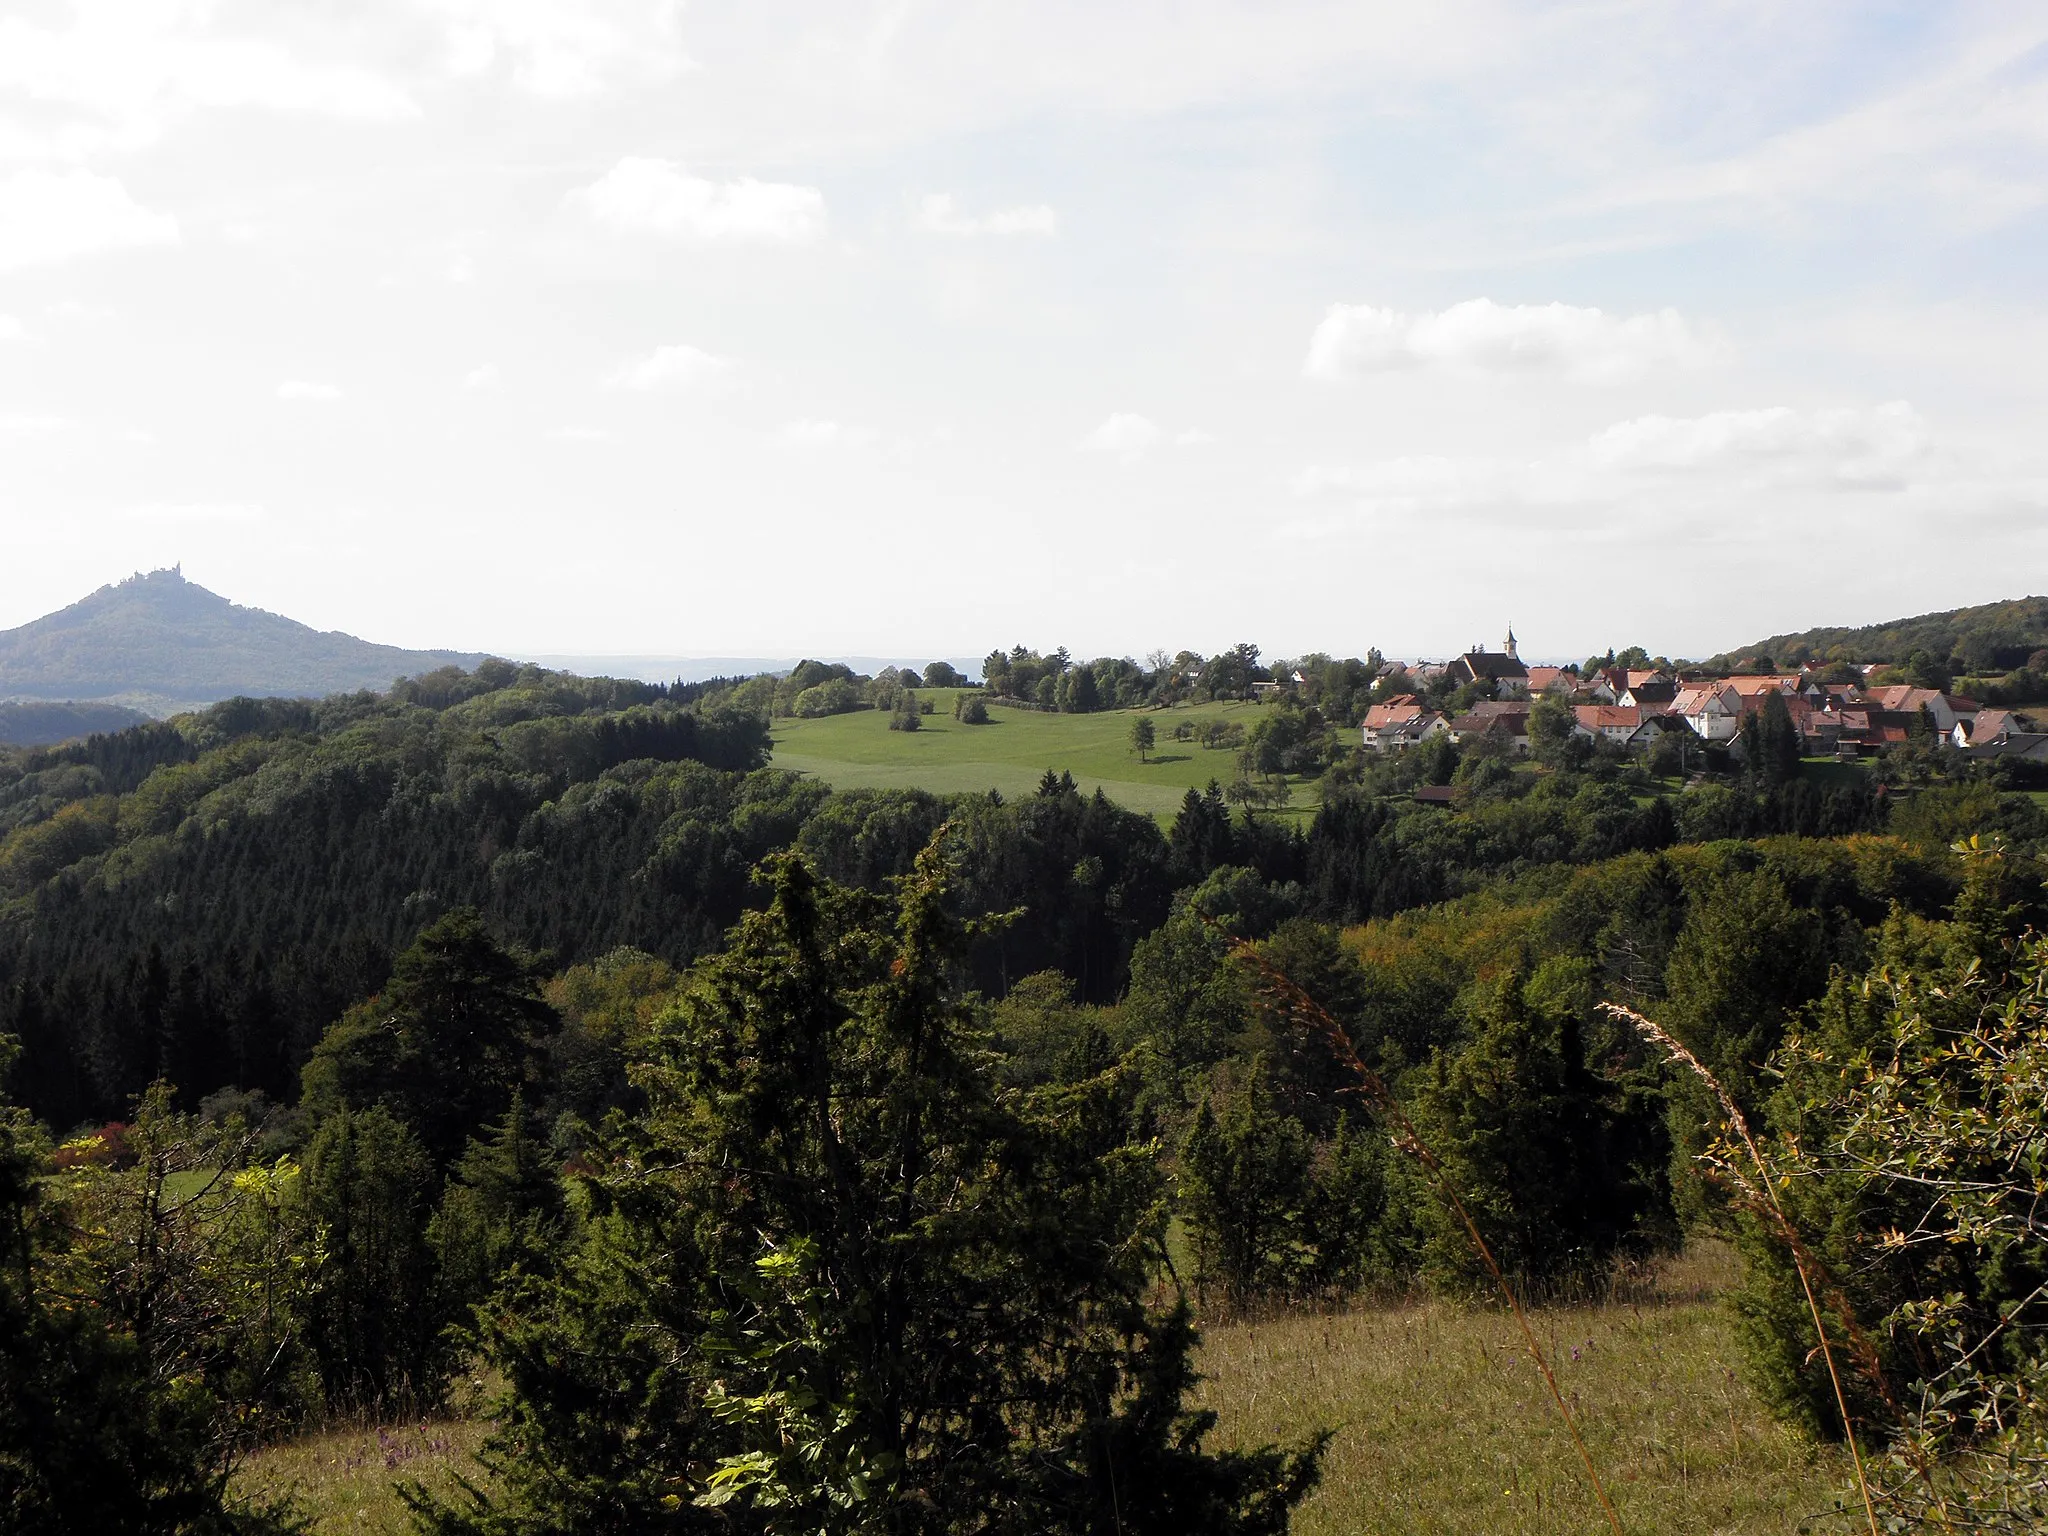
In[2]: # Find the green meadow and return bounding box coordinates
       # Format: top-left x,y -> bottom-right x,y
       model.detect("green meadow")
240,1246 -> 1851,1535
768,691 -> 1319,819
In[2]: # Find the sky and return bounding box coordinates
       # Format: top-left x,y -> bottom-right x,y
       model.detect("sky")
1,1 -> 2045,665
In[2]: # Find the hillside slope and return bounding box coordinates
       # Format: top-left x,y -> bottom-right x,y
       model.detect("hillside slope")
0,700 -> 152,747
1715,595 -> 2048,671
0,568 -> 485,709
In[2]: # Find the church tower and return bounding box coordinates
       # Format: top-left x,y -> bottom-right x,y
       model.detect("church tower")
1503,625 -> 1518,660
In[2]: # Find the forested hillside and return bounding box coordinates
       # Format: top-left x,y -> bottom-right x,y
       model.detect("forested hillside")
0,655 -> 1917,1131
0,568 -> 485,709
7,656 -> 2048,1532
0,699 -> 151,746
1713,594 -> 2048,672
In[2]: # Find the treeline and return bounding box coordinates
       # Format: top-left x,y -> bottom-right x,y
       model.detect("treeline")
676,658 -> 970,721
2,656 -> 1950,1132
1715,593 -> 2048,675
677,644 -> 1413,729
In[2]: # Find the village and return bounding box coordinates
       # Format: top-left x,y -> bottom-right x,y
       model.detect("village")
1357,629 -> 2048,763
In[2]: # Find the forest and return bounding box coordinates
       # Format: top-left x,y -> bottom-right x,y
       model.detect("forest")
3,658 -> 2046,1532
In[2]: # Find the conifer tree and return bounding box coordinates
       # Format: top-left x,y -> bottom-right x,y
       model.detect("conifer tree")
421,841 -> 1323,1535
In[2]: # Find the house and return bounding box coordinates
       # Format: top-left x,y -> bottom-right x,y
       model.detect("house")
1952,708 -> 2032,748
1724,676 -> 1799,707
1412,784 -> 1459,806
1864,686 -> 1980,735
1803,708 -> 1851,753
1833,708 -> 1917,755
1360,696 -> 1449,751
1571,705 -> 1643,744
1672,684 -> 1742,741
1524,664 -> 1576,696
1447,628 -> 1530,696
1618,679 -> 1677,709
1447,702 -> 1530,752
1965,733 -> 2048,764
1626,714 -> 1694,754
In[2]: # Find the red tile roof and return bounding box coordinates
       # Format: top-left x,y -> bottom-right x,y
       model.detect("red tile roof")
1573,705 -> 1642,730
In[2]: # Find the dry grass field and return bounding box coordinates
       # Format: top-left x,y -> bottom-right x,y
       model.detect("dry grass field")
237,1415 -> 492,1533
1194,1245 -> 1855,1536
239,1246 -> 1852,1535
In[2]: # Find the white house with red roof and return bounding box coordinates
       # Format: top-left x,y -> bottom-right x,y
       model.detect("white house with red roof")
1572,705 -> 1643,744
1360,696 -> 1449,751
1672,683 -> 1743,741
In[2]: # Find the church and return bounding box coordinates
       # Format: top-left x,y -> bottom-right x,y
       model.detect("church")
1446,627 -> 1531,695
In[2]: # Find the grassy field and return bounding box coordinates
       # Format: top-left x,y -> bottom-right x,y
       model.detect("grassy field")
1196,1245 -> 1854,1536
237,1247 -> 1852,1535
238,1415 -> 491,1532
768,692 -> 1318,820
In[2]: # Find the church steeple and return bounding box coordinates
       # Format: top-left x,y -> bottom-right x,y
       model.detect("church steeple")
1503,624 -> 1518,660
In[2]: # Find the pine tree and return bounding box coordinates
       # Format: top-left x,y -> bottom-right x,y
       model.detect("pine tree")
420,842 -> 1323,1535
299,909 -> 556,1167
1180,1064 -> 1315,1308
1398,964 -> 1664,1293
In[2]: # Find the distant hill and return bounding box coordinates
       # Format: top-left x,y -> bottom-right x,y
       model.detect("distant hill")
0,569 -> 486,711
1713,596 -> 2048,673
522,654 -> 986,685
0,699 -> 152,747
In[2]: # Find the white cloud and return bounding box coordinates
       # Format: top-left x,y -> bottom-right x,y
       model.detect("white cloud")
45,300 -> 115,321
1303,298 -> 1724,385
0,170 -> 178,271
0,8 -> 416,158
1290,401 -> 1952,534
606,344 -> 731,391
1081,413 -> 1163,459
427,0 -> 694,100
546,425 -> 613,442
572,158 -> 826,243
1570,25 -> 2048,240
1081,413 -> 1215,460
0,413 -> 75,437
769,418 -> 877,450
277,380 -> 342,402
120,501 -> 265,526
460,364 -> 502,392
0,315 -> 21,341
916,194 -> 1058,237
1587,402 -> 1931,490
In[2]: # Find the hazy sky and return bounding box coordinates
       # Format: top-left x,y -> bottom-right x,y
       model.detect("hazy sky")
2,2 -> 2044,663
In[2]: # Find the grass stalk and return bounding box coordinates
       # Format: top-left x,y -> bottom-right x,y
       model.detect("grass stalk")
1222,929 -> 1626,1536
1596,1001 -> 1887,1536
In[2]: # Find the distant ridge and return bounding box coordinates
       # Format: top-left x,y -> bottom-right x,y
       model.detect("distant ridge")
520,654 -> 986,685
0,699 -> 152,747
0,568 -> 487,713
1712,595 -> 2048,671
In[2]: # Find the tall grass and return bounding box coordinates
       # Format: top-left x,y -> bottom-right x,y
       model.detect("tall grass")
237,1251 -> 1851,1534
236,1417 -> 491,1533
1195,1244 -> 1859,1536
1226,929 -> 1627,1529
